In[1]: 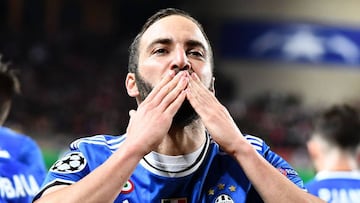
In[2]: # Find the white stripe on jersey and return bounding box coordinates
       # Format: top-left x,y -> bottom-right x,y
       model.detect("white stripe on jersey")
244,134 -> 264,152
70,135 -> 126,151
315,171 -> 360,181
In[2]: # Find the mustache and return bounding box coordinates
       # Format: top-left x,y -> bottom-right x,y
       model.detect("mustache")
174,68 -> 194,75
135,69 -> 214,100
174,69 -> 214,92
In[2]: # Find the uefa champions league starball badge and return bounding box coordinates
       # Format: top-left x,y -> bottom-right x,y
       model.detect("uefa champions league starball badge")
214,194 -> 234,203
50,152 -> 87,173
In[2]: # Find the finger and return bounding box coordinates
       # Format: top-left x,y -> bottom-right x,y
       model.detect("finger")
144,70 -> 176,102
164,89 -> 187,115
188,72 -> 208,98
187,72 -> 218,112
149,71 -> 188,107
190,72 -> 203,86
159,72 -> 189,109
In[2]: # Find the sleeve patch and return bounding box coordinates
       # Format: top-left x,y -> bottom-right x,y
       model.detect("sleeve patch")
277,167 -> 299,177
50,152 -> 87,174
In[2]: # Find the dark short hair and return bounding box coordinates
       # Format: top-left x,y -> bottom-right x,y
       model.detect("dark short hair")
127,8 -> 214,73
313,104 -> 360,151
0,58 -> 20,99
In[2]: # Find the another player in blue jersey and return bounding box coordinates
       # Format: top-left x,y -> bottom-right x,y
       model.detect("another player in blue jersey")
34,8 -> 324,203
306,104 -> 360,202
0,56 -> 47,202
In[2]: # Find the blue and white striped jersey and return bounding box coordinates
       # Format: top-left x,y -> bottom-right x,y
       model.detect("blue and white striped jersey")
35,133 -> 304,203
306,171 -> 360,203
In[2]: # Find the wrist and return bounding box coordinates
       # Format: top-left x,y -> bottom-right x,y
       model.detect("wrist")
231,136 -> 257,164
115,139 -> 149,161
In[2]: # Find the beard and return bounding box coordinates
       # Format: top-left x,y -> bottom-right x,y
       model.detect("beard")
135,72 -> 199,128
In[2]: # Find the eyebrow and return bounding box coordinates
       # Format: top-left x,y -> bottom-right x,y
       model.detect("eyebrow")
146,38 -> 207,53
186,39 -> 206,51
146,38 -> 172,52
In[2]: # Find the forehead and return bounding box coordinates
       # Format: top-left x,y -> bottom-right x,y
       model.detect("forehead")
139,15 -> 209,50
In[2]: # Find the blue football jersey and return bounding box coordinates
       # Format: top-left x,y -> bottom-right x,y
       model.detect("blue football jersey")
306,171 -> 360,203
35,133 -> 304,203
0,126 -> 47,203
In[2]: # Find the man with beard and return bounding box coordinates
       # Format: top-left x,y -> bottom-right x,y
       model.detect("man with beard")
34,8 -> 325,203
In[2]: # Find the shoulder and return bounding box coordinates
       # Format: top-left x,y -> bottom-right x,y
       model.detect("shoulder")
69,134 -> 126,151
0,126 -> 38,145
0,126 -> 26,139
312,171 -> 360,182
305,178 -> 325,194
305,178 -> 318,188
0,157 -> 32,172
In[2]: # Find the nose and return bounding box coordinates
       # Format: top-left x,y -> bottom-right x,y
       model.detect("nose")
171,47 -> 191,73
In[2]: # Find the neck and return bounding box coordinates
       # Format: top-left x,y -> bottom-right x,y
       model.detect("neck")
154,119 -> 206,156
317,149 -> 358,171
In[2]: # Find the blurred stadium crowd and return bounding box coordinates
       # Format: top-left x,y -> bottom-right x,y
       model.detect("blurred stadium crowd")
4,32 -> 133,137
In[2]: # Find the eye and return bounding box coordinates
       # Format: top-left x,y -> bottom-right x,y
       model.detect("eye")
187,50 -> 204,57
153,48 -> 168,55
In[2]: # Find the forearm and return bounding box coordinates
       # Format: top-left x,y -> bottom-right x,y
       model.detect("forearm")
35,143 -> 143,203
233,137 -> 325,203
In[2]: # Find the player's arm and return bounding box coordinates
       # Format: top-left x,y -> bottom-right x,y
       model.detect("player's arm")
186,72 -> 325,203
231,138 -> 323,203
245,135 -> 306,202
34,142 -> 143,203
35,70 -> 188,203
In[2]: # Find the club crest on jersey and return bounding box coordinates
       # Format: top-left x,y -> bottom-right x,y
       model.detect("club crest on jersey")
208,183 -> 236,203
50,152 -> 86,173
215,194 -> 234,203
121,180 -> 134,194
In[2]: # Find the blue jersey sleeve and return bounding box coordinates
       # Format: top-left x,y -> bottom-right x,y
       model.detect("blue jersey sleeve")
244,134 -> 305,203
245,134 -> 305,188
263,148 -> 305,188
34,147 -> 89,200
34,135 -> 117,201
33,149 -> 90,200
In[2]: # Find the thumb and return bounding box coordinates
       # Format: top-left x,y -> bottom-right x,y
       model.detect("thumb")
126,109 -> 137,132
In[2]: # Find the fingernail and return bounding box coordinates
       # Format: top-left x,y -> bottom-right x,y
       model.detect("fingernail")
168,70 -> 175,76
191,72 -> 197,78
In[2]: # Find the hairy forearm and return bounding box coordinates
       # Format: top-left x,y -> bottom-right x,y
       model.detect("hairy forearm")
232,137 -> 325,203
35,142 -> 143,203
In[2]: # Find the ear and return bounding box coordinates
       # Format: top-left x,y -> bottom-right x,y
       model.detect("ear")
125,73 -> 139,97
307,137 -> 327,171
307,139 -> 320,161
0,100 -> 11,126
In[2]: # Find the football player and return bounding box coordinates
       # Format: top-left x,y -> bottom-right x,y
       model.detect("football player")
34,8 -> 324,203
306,104 -> 360,202
0,55 -> 47,202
